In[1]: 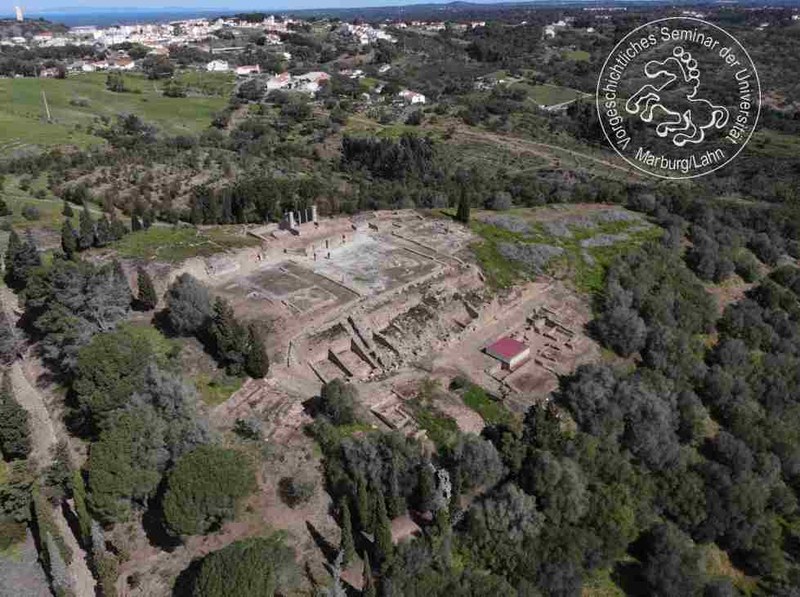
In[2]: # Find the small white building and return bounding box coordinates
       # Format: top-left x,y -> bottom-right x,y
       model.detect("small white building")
485,338 -> 531,371
206,59 -> 229,72
266,71 -> 291,90
378,64 -> 392,74
293,71 -> 330,94
398,89 -> 426,105
235,64 -> 261,76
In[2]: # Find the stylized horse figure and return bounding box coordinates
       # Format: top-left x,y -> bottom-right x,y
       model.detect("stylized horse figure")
625,46 -> 729,147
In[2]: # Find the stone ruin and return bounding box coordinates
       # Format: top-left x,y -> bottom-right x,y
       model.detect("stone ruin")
279,205 -> 318,235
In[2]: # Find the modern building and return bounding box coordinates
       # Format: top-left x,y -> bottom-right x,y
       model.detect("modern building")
398,89 -> 426,105
485,337 -> 530,370
206,60 -> 229,72
235,65 -> 261,76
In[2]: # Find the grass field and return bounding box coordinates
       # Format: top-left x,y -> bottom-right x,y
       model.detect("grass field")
469,206 -> 662,293
518,83 -> 586,107
462,384 -> 517,428
113,225 -> 259,262
0,72 -> 229,155
0,174 -> 113,251
196,372 -> 245,407
563,49 -> 591,62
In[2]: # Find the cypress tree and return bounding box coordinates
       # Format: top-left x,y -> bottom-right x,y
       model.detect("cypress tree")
373,492 -> 393,571
0,371 -> 31,459
417,465 -> 434,512
78,202 -> 95,250
456,187 -> 470,224
136,267 -> 158,311
0,196 -> 10,217
356,474 -> 371,531
131,214 -> 142,232
340,500 -> 355,565
4,229 -> 21,280
72,470 -> 92,548
210,297 -> 247,374
61,200 -> 74,217
94,215 -> 111,247
245,323 -> 270,378
5,230 -> 40,289
362,552 -> 376,597
61,219 -> 77,258
110,213 -> 128,240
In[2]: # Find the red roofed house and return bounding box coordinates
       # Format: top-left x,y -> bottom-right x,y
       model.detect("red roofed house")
485,337 -> 530,370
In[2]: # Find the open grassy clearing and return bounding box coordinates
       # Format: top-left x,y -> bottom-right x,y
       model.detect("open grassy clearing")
0,72 -> 228,154
513,82 -> 586,107
582,568 -> 625,597
0,175 -> 116,251
112,225 -> 258,262
461,383 -> 517,428
563,49 -> 591,62
195,372 -> 246,407
468,205 -> 662,293
746,129 -> 800,159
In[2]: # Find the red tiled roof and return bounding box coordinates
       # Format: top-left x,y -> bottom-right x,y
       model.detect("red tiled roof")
486,337 -> 528,360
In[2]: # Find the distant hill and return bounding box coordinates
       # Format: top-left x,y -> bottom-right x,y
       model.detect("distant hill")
0,18 -> 68,40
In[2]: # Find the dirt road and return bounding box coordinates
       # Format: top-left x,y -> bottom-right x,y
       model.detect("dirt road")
1,288 -> 97,597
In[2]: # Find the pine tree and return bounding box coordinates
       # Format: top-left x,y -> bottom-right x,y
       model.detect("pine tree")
78,202 -> 94,250
0,196 -> 10,217
131,214 -> 142,232
373,492 -> 393,571
61,219 -> 77,258
61,200 -> 74,217
0,371 -> 31,459
136,267 -> 158,311
340,500 -> 355,565
244,323 -> 270,378
362,552 -> 376,597
94,216 -> 111,247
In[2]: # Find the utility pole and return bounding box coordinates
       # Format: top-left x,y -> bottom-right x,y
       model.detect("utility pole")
41,90 -> 51,122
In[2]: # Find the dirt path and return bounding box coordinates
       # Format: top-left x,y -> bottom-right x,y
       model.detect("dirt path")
53,504 -> 97,597
451,125 -> 640,177
7,363 -> 57,469
347,114 -> 641,179
1,288 -> 96,597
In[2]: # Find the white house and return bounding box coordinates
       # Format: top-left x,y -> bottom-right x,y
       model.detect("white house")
293,71 -> 330,94
206,59 -> 229,72
266,71 -> 291,90
398,89 -> 426,105
235,65 -> 261,76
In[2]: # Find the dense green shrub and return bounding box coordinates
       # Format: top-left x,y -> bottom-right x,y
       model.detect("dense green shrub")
190,534 -> 298,597
162,445 -> 256,537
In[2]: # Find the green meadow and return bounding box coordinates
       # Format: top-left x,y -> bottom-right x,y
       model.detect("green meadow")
0,71 -> 231,155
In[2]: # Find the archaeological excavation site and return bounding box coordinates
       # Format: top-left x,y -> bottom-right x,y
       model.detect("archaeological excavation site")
171,207 -> 601,445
